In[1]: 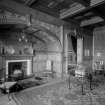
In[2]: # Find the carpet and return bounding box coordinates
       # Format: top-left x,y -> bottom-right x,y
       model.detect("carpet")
13,78 -> 105,105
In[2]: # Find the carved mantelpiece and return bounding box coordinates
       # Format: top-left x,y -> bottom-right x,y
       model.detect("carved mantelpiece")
1,54 -> 33,60
0,54 -> 33,81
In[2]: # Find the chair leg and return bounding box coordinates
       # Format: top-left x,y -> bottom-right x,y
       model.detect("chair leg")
68,75 -> 71,90
81,78 -> 85,95
81,83 -> 85,95
66,75 -> 71,90
89,79 -> 93,90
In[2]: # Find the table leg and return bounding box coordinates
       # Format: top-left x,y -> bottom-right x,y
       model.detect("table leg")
81,83 -> 85,95
90,79 -> 93,90
6,88 -> 11,101
81,77 -> 85,95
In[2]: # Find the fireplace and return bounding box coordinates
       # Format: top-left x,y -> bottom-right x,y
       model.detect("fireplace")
6,59 -> 32,81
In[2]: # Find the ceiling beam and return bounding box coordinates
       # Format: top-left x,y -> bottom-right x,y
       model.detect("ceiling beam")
33,5 -> 59,17
60,4 -> 85,19
72,0 -> 90,7
60,0 -> 105,19
55,0 -> 90,6
92,8 -> 105,20
26,29 -> 40,34
74,14 -> 95,21
26,32 -> 46,44
0,0 -> 65,26
80,16 -> 104,27
0,0 -> 79,26
25,0 -> 37,6
82,20 -> 105,31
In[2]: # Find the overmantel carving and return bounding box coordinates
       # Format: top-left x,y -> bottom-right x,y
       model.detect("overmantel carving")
1,54 -> 33,64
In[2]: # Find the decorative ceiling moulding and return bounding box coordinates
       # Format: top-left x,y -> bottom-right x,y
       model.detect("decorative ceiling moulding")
0,9 -> 28,25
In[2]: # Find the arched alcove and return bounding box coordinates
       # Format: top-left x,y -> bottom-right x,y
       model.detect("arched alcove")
0,10 -> 63,79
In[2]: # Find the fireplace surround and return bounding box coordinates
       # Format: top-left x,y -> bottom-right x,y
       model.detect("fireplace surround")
6,59 -> 32,81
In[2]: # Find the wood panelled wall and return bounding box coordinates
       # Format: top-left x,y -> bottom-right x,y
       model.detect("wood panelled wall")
0,8 -> 63,78
0,29 -> 62,78
33,52 -> 62,77
0,34 -> 62,78
93,26 -> 105,70
83,33 -> 93,72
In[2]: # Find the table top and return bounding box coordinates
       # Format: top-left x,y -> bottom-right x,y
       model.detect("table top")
0,81 -> 16,89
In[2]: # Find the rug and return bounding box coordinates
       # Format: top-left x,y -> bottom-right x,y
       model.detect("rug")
13,78 -> 105,105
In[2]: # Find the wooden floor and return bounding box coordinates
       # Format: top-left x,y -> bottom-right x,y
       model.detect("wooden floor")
12,77 -> 105,105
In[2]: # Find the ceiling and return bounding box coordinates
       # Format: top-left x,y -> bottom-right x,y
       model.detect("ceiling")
14,0 -> 75,17
12,0 -> 105,29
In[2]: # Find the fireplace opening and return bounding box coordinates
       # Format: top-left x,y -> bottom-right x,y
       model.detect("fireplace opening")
8,62 -> 23,81
6,60 -> 32,81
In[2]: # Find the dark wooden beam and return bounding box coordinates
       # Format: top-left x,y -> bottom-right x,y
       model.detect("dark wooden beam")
81,20 -> 105,30
26,29 -> 40,34
0,0 -> 80,26
56,0 -> 90,6
61,0 -> 105,19
72,0 -> 90,7
26,32 -> 46,44
33,5 -> 59,17
32,29 -> 40,33
23,26 -> 40,33
74,13 -> 95,21
92,8 -> 105,20
25,0 -> 37,6
0,0 -> 65,26
80,16 -> 104,27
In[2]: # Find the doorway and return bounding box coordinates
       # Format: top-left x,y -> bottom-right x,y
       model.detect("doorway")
67,34 -> 83,73
67,34 -> 77,65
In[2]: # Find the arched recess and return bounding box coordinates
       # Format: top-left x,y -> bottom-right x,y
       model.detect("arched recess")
0,11 -> 63,78
0,12 -> 62,50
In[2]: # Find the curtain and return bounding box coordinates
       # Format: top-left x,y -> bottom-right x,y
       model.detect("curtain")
71,35 -> 77,54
